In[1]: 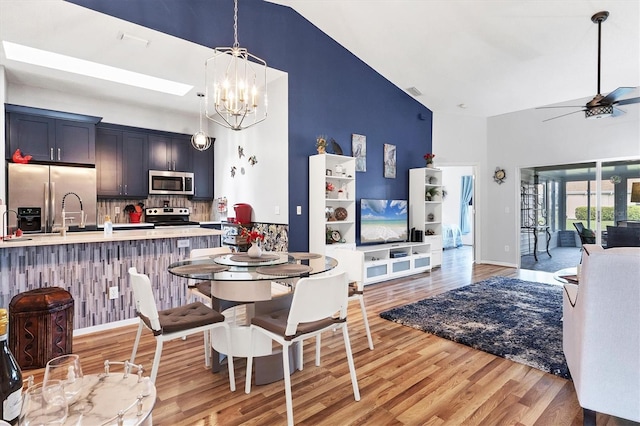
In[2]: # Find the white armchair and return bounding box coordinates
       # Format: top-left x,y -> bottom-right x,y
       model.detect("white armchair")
563,244 -> 640,424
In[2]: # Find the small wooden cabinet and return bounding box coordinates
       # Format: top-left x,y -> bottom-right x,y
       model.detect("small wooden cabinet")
96,127 -> 148,198
7,107 -> 99,165
191,144 -> 214,200
148,134 -> 192,172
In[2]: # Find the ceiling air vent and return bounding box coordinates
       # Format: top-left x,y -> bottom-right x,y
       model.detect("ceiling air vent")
406,87 -> 422,97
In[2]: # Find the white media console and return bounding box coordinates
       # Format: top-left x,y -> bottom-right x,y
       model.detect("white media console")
356,241 -> 431,285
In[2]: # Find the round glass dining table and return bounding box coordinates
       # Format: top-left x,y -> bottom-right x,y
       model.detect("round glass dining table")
168,251 -> 337,385
168,251 -> 337,281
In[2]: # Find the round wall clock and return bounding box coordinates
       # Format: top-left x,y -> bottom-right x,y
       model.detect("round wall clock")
494,167 -> 506,184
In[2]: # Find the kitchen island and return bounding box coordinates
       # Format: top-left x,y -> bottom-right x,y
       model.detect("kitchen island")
0,227 -> 224,331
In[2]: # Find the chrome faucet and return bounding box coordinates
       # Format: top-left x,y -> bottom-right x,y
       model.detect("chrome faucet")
61,192 -> 85,230
2,209 -> 20,241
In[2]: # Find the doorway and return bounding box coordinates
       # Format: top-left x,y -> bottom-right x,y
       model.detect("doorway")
440,166 -> 476,265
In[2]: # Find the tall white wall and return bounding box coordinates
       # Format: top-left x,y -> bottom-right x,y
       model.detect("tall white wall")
486,107 -> 639,266
213,75 -> 289,224
436,105 -> 640,267
435,104 -> 639,267
433,113 -> 486,260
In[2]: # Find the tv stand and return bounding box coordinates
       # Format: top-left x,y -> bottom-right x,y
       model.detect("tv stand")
356,241 -> 431,285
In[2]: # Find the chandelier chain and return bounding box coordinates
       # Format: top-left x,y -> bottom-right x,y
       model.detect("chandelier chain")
233,0 -> 239,48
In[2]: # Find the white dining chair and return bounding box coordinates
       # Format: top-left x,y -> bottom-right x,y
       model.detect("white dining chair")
244,271 -> 360,426
188,246 -> 232,305
331,248 -> 374,350
127,267 -> 235,389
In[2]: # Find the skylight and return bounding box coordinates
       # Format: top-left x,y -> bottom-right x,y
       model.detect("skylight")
2,41 -> 192,96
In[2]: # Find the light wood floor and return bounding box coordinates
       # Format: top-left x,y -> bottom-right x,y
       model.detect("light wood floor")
24,248 -> 636,425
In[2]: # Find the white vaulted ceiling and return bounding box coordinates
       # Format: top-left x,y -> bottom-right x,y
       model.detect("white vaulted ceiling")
1,0 -> 639,119
270,0 -> 639,117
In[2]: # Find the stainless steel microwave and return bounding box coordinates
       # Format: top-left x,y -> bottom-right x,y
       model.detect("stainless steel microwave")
148,170 -> 194,195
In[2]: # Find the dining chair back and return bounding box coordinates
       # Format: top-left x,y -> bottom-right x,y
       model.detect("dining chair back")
331,248 -> 374,350
244,271 -> 360,426
188,246 -> 232,302
127,267 -> 235,389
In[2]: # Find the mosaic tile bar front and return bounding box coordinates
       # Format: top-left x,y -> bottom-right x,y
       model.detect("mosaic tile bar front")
0,235 -> 220,330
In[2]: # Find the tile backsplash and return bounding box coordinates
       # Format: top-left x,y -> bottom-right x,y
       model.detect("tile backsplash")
98,197 -> 213,223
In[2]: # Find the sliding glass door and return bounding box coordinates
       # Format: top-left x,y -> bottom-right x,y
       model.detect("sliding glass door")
520,158 -> 640,271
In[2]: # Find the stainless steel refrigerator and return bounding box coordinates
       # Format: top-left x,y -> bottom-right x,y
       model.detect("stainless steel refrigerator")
7,163 -> 97,233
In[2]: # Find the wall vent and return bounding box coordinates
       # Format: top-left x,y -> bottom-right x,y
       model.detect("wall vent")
406,86 -> 422,97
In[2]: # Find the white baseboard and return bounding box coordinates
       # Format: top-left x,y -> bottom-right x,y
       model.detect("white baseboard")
476,259 -> 518,268
73,318 -> 138,337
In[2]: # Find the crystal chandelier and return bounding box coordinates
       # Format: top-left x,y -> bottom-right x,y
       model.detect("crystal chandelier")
205,0 -> 267,131
191,92 -> 213,151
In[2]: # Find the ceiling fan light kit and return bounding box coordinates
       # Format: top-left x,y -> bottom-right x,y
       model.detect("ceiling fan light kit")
584,104 -> 613,119
540,10 -> 640,122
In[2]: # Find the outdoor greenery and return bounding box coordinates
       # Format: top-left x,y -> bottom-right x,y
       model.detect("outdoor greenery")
575,205 -> 640,221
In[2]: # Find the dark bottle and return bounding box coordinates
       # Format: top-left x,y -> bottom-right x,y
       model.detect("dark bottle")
0,308 -> 22,425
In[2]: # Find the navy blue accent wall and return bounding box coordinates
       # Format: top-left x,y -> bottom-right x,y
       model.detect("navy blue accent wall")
67,0 -> 433,251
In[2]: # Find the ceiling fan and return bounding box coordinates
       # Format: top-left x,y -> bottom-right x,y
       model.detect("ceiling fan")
541,11 -> 640,122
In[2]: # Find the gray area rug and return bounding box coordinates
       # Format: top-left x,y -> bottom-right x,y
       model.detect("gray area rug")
380,276 -> 570,379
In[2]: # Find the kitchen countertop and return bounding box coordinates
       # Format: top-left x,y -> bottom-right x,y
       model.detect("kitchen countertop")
0,227 -> 224,248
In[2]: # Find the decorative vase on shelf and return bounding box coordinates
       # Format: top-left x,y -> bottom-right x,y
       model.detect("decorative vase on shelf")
426,162 -> 434,168
247,242 -> 262,258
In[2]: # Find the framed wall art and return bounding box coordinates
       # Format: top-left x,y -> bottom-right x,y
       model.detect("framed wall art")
383,143 -> 396,179
351,133 -> 367,172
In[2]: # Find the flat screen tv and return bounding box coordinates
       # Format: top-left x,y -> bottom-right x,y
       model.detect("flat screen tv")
360,199 -> 408,244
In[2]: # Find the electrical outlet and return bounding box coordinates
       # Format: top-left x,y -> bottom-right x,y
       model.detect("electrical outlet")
275,205 -> 280,215
108,286 -> 119,299
504,245 -> 510,252
115,206 -> 120,214
296,206 -> 302,215
177,239 -> 189,248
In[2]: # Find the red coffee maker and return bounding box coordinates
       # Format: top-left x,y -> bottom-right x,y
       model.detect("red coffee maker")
233,203 -> 252,225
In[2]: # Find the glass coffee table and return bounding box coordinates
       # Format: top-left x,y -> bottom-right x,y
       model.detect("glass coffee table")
553,267 -> 579,284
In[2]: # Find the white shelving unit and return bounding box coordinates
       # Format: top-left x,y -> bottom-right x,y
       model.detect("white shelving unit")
309,154 -> 356,255
357,242 -> 431,285
409,167 -> 443,267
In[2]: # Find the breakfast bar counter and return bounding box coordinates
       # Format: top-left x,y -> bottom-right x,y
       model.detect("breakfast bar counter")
0,227 -> 224,330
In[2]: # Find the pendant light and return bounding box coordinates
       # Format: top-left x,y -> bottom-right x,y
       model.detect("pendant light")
192,92 -> 213,151
204,0 -> 267,131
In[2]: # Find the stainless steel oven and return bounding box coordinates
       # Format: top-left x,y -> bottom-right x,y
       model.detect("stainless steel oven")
145,207 -> 200,227
148,170 -> 194,196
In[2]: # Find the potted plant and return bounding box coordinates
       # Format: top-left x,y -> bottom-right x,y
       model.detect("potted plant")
241,227 -> 265,258
425,187 -> 440,201
424,153 -> 435,168
316,136 -> 327,154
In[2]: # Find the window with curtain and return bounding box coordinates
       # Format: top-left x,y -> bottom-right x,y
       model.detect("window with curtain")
460,175 -> 473,234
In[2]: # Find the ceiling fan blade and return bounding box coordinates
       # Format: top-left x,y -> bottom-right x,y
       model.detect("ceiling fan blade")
601,87 -> 635,104
615,96 -> 640,106
542,109 -> 584,122
536,105 -> 586,109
